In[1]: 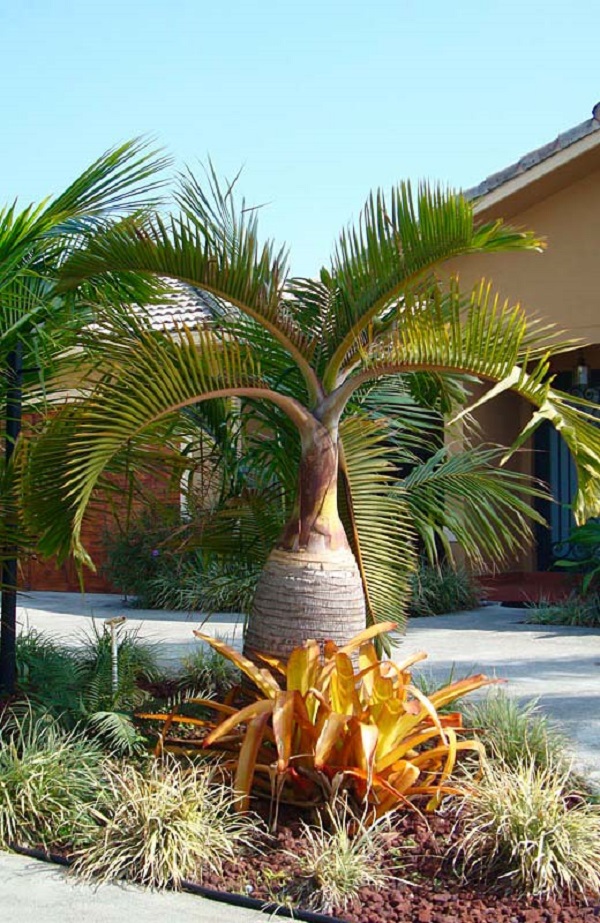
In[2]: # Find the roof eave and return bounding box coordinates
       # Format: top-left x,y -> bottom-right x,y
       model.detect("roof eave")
467,117 -> 600,216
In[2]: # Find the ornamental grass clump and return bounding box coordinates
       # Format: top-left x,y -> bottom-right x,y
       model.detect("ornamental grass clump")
461,691 -> 572,775
290,804 -> 391,914
74,757 -> 258,890
0,710 -> 107,851
526,593 -> 600,628
143,622 -> 494,820
456,758 -> 600,897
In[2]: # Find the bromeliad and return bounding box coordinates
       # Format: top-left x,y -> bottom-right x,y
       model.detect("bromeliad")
146,622 -> 495,821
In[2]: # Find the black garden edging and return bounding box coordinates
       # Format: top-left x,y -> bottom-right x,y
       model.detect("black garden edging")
9,843 -> 348,923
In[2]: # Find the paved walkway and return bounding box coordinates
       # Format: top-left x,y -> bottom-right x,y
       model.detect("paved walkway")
0,852 -> 265,923
15,591 -> 600,784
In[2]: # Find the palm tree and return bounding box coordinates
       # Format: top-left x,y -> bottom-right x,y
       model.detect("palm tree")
24,170 -> 600,664
0,140 -> 169,693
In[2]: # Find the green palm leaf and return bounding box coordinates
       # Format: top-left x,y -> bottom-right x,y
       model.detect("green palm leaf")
322,183 -> 543,388
23,316 -> 312,566
326,280 -> 600,525
58,170 -> 322,404
403,445 -> 549,567
338,416 -> 417,629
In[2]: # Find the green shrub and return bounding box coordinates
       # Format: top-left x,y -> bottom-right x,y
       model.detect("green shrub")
408,563 -> 481,617
148,553 -> 259,614
14,626 -> 160,756
178,641 -> 240,698
0,711 -> 107,851
554,519 -> 600,594
74,757 -> 257,889
456,758 -> 600,897
75,623 -> 160,710
103,513 -> 260,613
15,631 -> 81,716
71,624 -> 161,755
102,507 -> 181,603
526,593 -> 600,628
462,691 -> 572,774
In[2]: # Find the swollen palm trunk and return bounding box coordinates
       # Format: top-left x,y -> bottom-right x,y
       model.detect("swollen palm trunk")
244,546 -> 366,661
243,422 -> 367,663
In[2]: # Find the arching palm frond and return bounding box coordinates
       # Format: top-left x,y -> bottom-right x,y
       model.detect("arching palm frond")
58,173 -> 322,404
402,445 -> 549,567
327,280 -> 600,525
338,416 -> 417,629
23,318 -> 312,567
322,183 -> 544,388
0,140 -> 168,291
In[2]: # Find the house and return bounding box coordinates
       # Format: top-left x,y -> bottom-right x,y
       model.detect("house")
449,103 -> 600,598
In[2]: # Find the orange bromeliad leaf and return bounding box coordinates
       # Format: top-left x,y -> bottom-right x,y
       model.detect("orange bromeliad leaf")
377,726 -> 446,772
428,674 -> 499,710
330,653 -> 360,716
387,761 -> 421,794
272,690 -> 297,772
357,642 -> 379,698
358,721 -> 379,781
338,620 -> 398,656
286,642 -> 320,696
234,710 -> 271,811
256,652 -> 287,675
314,712 -> 349,768
193,631 -> 281,699
394,650 -> 428,672
134,623 -> 503,825
204,698 -> 274,746
406,684 -> 448,744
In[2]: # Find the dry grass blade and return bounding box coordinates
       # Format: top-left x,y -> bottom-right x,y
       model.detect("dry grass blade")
287,800 -> 392,914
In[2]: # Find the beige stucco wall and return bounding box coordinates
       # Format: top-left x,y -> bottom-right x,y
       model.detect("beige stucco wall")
448,164 -> 600,342
445,162 -> 600,572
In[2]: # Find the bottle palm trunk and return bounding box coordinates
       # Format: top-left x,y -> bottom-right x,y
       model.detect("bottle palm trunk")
243,421 -> 366,662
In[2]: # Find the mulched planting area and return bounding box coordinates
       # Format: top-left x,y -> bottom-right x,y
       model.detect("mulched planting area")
199,808 -> 600,923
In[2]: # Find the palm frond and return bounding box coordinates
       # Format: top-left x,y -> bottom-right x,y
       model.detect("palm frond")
327,280 -> 600,524
338,416 -> 417,629
45,138 -> 169,226
22,318 -> 312,566
403,445 -> 549,567
323,182 -> 544,388
58,166 -> 322,404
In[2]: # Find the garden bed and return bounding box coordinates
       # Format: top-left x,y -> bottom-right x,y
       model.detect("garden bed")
195,807 -> 598,923
12,805 -> 599,923
3,625 -> 600,923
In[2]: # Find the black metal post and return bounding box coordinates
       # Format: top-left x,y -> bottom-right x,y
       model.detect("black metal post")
0,342 -> 23,696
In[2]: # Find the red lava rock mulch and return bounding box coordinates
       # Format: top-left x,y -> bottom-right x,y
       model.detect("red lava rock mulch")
199,808 -> 600,923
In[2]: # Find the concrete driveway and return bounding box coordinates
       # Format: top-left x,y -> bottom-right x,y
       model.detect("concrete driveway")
14,592 -> 600,784
0,852 -> 265,923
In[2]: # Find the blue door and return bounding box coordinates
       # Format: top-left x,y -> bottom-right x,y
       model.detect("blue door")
534,370 -> 600,569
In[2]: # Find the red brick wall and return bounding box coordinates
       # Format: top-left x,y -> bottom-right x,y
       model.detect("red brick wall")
23,471 -> 180,594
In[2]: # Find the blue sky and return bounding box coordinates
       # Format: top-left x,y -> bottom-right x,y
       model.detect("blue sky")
1,0 -> 599,276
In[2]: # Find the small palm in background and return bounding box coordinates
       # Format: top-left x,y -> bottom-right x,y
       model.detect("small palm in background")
12,624 -> 160,756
